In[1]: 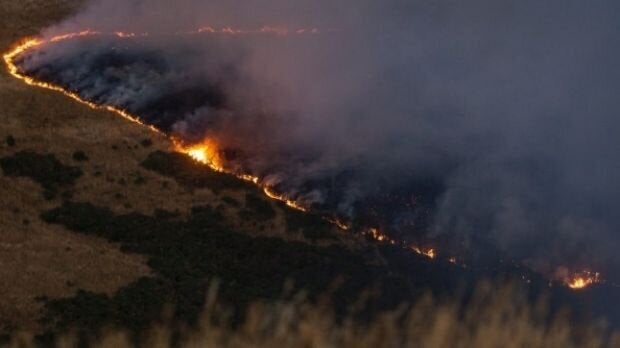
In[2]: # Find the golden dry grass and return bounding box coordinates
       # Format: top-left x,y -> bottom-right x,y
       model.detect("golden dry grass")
5,282 -> 620,348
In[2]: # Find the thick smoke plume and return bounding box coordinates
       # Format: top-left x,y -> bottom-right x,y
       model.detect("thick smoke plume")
18,0 -> 620,279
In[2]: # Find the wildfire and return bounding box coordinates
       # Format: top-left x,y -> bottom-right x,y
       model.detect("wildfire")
189,25 -> 321,36
174,140 -> 306,211
564,271 -> 601,290
3,36 -> 162,134
114,31 -> 147,38
411,246 -> 436,259
324,217 -> 351,231
263,187 -> 308,212
49,29 -> 100,42
365,228 -> 396,245
3,30 -> 605,292
180,140 -> 226,172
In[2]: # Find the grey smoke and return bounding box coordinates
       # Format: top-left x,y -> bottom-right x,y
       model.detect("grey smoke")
25,0 -> 620,278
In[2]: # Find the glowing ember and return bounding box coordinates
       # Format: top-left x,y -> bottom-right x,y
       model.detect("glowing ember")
189,25 -> 322,36
49,29 -> 100,42
325,217 -> 350,231
411,246 -> 436,259
564,271 -> 601,290
263,187 -> 308,212
365,228 -> 397,245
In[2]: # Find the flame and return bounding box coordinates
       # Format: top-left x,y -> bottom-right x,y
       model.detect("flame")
180,140 -> 226,172
366,228 -> 397,245
49,29 -> 100,42
324,217 -> 351,231
564,271 -> 601,290
263,187 -> 308,212
113,31 -> 148,38
411,246 -> 436,259
3,30 -> 604,292
3,36 -> 162,134
189,25 -> 321,36
174,140 -> 306,211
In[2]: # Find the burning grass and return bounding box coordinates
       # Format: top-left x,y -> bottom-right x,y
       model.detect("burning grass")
140,150 -> 255,194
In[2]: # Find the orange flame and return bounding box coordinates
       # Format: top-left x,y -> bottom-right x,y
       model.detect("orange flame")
3,36 -> 162,134
49,29 -> 100,42
174,140 -> 306,211
411,246 -> 436,259
263,187 -> 308,212
179,140 -> 226,172
190,25 -> 321,36
564,271 -> 601,290
324,217 -> 351,231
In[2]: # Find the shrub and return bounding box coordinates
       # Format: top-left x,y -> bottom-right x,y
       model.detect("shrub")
243,192 -> 276,221
141,151 -> 254,192
140,139 -> 153,148
5,135 -> 16,147
72,151 -> 89,162
0,151 -> 82,199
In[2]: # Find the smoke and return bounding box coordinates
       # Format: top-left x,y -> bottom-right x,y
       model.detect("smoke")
17,0 -> 620,278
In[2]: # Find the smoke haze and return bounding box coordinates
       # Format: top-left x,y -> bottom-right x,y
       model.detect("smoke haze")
17,0 -> 620,279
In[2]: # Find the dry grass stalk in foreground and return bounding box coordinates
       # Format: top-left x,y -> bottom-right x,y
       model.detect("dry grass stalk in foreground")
6,282 -> 620,348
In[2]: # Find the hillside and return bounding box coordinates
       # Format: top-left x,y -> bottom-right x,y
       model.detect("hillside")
1,1 -> 619,347
0,0 -> 426,337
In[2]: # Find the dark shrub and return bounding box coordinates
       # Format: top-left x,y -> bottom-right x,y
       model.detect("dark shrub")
6,135 -> 16,147
140,139 -> 153,147
72,151 -> 89,162
141,151 -> 254,192
0,151 -> 82,199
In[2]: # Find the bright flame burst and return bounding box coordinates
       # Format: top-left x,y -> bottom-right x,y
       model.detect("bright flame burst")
176,140 -> 306,211
3,30 -> 605,291
564,271 -> 601,290
412,246 -> 436,259
181,140 -> 226,172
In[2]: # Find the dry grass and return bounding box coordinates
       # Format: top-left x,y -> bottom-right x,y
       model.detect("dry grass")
0,0 -> 155,332
5,282 -> 620,348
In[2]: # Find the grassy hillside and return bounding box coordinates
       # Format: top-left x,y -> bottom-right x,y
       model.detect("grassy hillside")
1,1 -> 618,347
0,0 -> 395,336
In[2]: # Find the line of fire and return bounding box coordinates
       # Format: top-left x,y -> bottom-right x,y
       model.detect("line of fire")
3,28 -> 604,292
